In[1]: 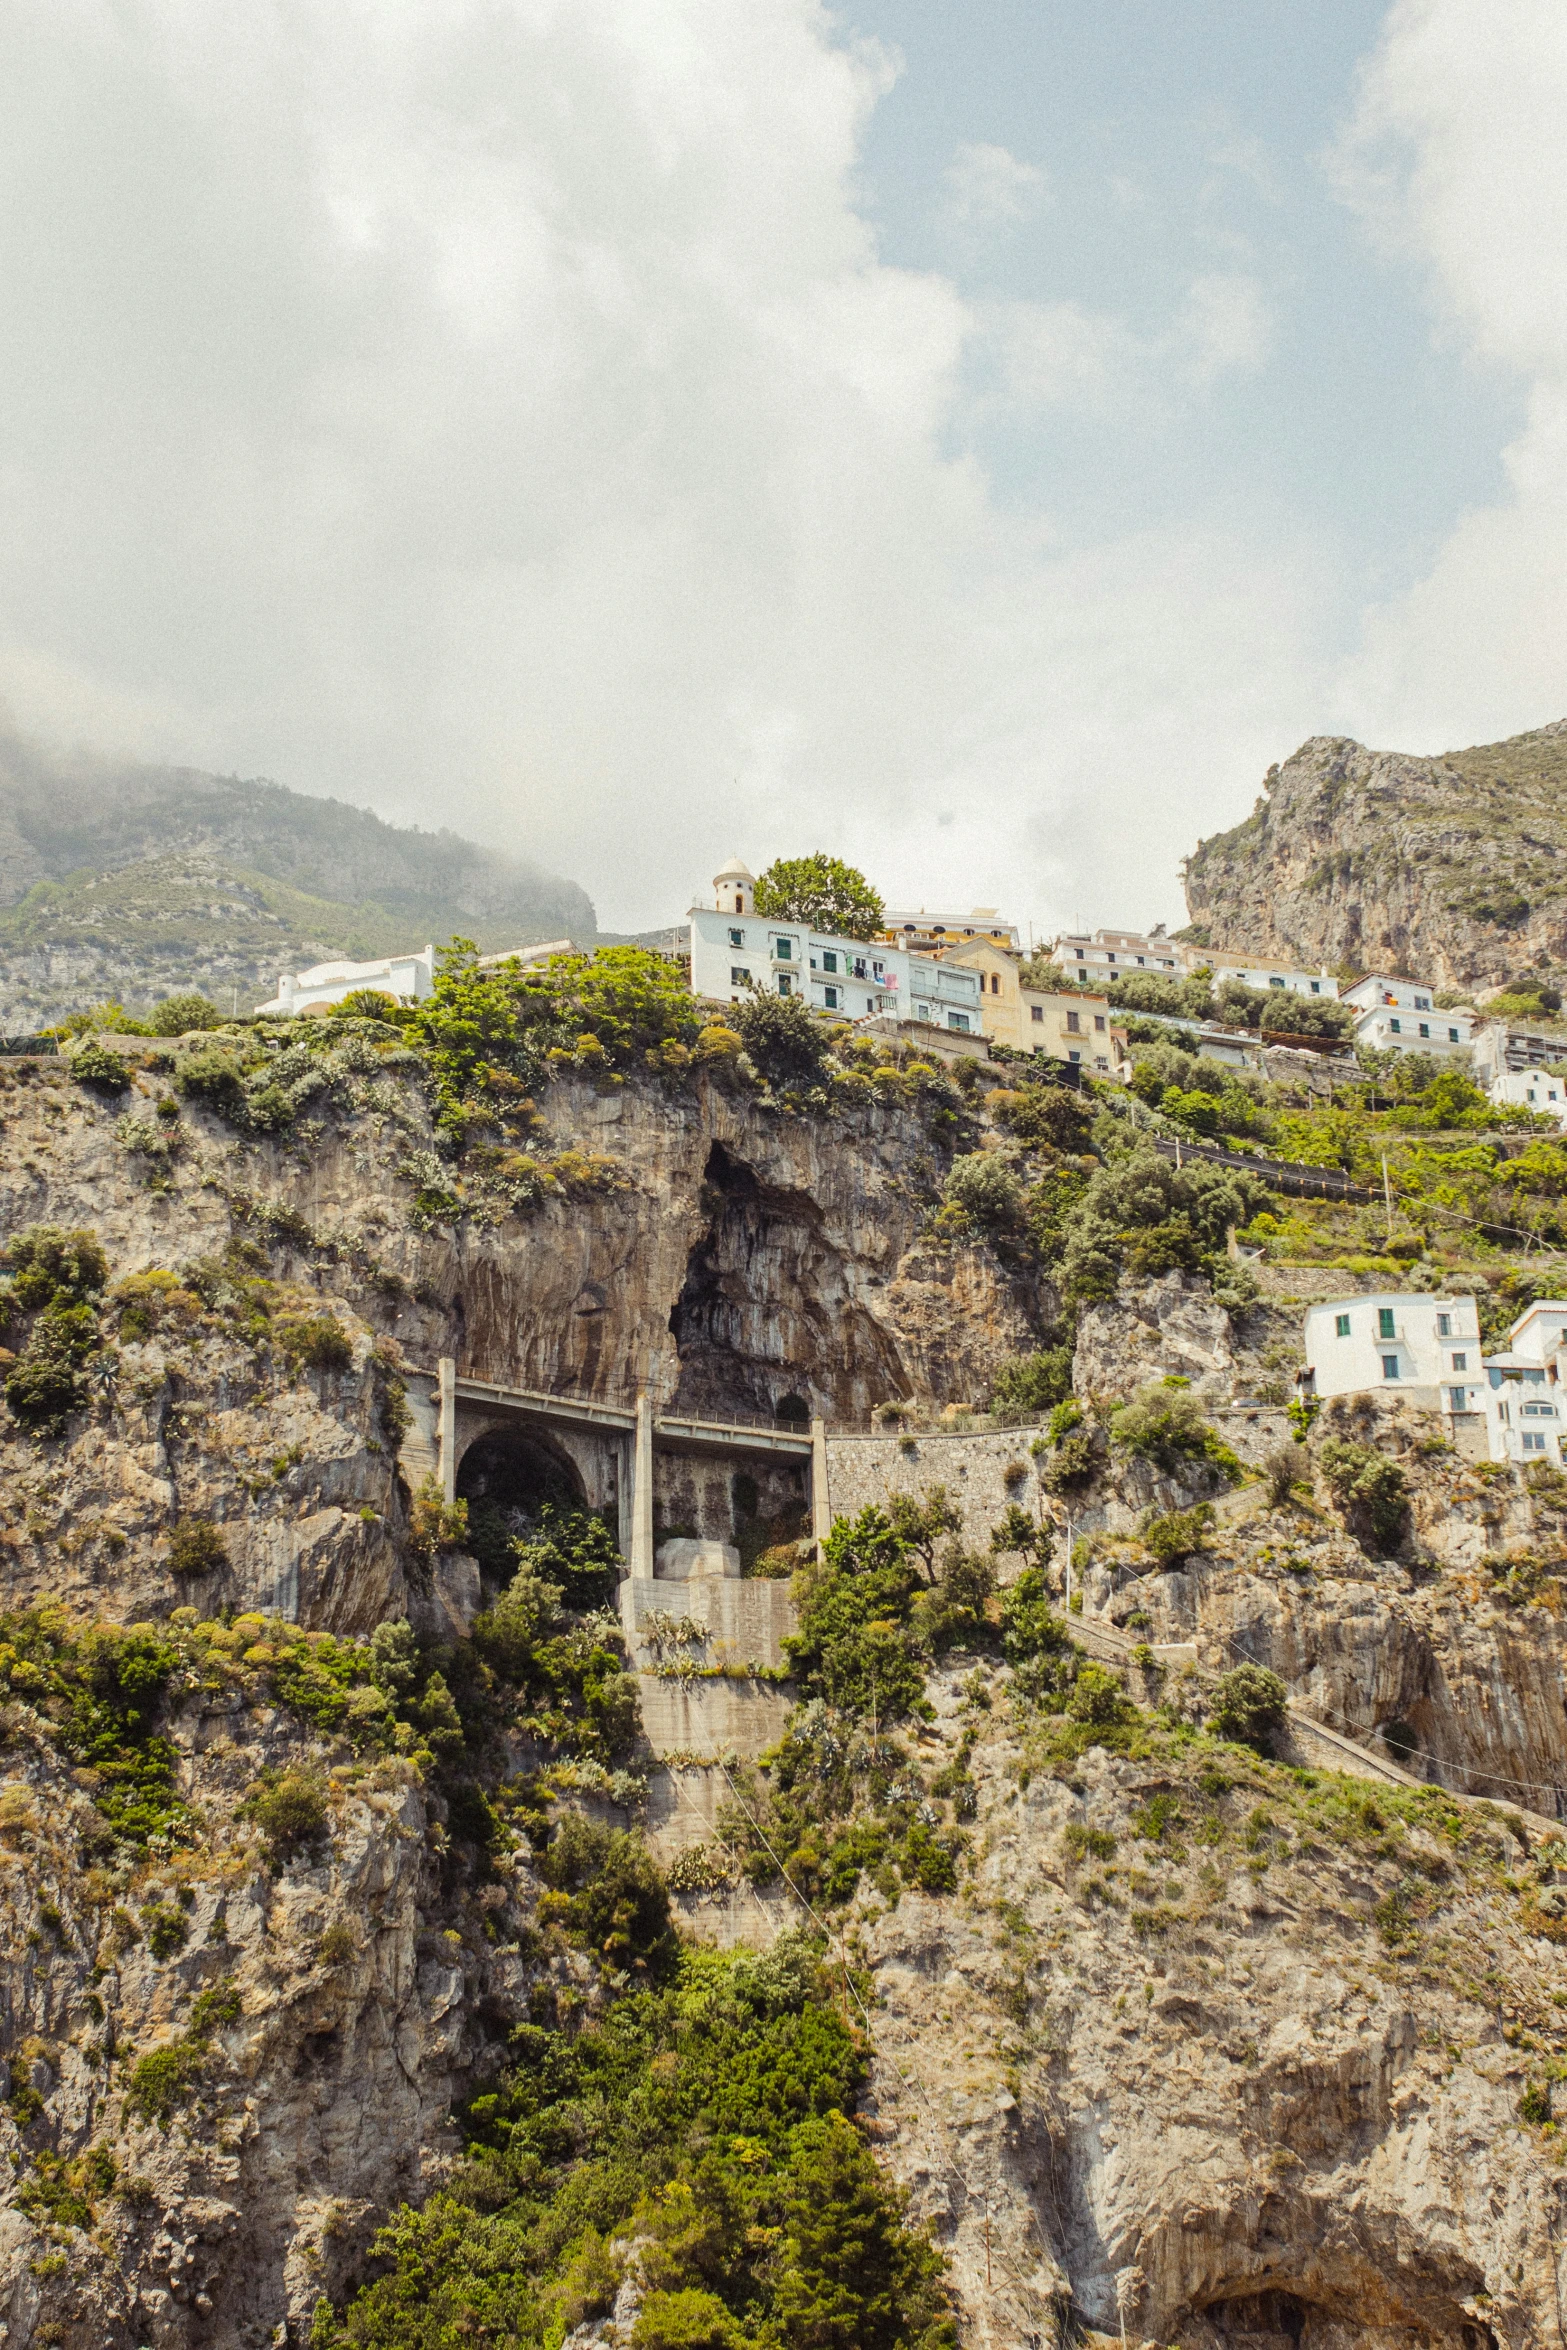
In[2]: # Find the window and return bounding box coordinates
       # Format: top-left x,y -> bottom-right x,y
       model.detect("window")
1418,1022 -> 1430,1039
1031,1004 -> 1043,1023
1077,966 -> 1087,980
1094,1055 -> 1108,1070
734,894 -> 744,913
1068,1049 -> 1082,1063
852,956 -> 867,979
730,965 -> 750,985
1449,1389 -> 1467,1412
872,960 -> 885,981
947,1012 -> 970,1032
1269,976 -> 1285,990
1310,981 -> 1321,995
823,986 -> 838,1010
775,936 -> 792,960
1437,1313 -> 1451,1337
1449,1028 -> 1460,1043
1451,1353 -> 1467,1372
1136,955 -> 1145,966
1381,1355 -> 1399,1380
1066,1009 -> 1081,1034
1524,1431 -> 1547,1453
1377,1307 -> 1395,1339
1335,1313 -> 1351,1338
728,927 -> 745,948
915,1002 -> 929,1020
1524,1401 -> 1554,1418
1415,996 -> 1430,1010
1107,952 -> 1117,963
991,973 -> 1001,995
1094,1014 -> 1106,1032
821,950 -> 837,973
1390,1017 -> 1402,1034
777,974 -> 792,997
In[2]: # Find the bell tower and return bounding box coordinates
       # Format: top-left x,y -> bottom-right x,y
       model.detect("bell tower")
713,858 -> 755,916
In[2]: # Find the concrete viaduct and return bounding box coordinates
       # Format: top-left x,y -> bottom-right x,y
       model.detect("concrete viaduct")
403,1360 -> 831,1574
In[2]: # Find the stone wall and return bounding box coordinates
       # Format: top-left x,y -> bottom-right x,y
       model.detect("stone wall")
823,1426 -> 1048,1545
653,1449 -> 807,1546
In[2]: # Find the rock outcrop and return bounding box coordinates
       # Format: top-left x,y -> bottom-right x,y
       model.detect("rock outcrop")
1183,720 -> 1567,988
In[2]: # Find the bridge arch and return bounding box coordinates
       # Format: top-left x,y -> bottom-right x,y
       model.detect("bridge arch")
454,1421 -> 588,1545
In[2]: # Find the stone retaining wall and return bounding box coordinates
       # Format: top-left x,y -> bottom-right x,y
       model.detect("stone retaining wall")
823,1427 -> 1047,1543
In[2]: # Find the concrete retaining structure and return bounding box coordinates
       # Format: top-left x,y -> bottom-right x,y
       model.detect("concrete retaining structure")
823,1426 -> 1048,1538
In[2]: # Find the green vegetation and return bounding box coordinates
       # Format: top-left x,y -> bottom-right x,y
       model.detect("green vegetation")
166,1518 -> 228,1579
1109,1383 -> 1243,1486
312,1930 -> 951,2350
752,854 -> 885,942
1206,1666 -> 1289,1755
1316,1438 -> 1411,1555
0,1224 -> 109,1433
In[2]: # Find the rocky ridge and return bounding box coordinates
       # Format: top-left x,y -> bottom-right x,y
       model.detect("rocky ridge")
1182,720 -> 1567,989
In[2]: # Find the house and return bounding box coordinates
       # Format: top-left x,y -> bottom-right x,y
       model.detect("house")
256,946 -> 437,1017
1478,1300 -> 1567,1464
1486,1068 -> 1567,1126
1187,947 -> 1340,1003
1470,1017 -> 1567,1087
688,864 -> 984,1032
881,906 -> 1022,953
1300,1292 -> 1484,1418
1341,976 -> 1475,1061
940,938 -> 1125,1073
1050,927 -> 1184,983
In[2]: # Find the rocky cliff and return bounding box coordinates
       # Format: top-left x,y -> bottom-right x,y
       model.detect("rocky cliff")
3,1038 -> 1567,2345
1183,720 -> 1567,988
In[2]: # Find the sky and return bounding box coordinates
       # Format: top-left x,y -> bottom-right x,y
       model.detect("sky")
0,0 -> 1562,938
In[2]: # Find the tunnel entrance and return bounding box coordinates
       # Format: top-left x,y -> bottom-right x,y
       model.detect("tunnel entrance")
455,1428 -> 586,1584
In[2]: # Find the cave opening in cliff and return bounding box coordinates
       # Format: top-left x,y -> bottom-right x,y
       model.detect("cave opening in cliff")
668,1138 -> 903,1422
455,1428 -> 584,1585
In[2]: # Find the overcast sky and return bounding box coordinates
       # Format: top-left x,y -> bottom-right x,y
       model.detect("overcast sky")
0,0 -> 1562,936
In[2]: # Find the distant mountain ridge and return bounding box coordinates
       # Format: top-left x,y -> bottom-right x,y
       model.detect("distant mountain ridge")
1183,718 -> 1567,989
0,729 -> 596,1025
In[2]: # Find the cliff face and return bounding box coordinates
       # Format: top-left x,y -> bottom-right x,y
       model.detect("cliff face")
1183,720 -> 1567,987
0,1049 -> 1049,1626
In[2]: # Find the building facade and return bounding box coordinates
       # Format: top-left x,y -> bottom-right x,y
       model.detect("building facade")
1341,976 -> 1475,1060
255,946 -> 437,1017
881,906 -> 1022,953
1487,1068 -> 1567,1125
688,867 -> 984,1031
942,939 -> 1124,1071
1050,928 -> 1183,983
1300,1292 -> 1484,1414
1480,1301 -> 1567,1464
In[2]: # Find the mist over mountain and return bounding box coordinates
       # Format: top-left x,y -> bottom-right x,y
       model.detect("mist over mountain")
0,728 -> 597,1026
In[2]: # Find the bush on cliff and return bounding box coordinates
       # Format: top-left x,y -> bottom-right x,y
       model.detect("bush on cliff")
1058,1147 -> 1272,1303
0,1225 -> 109,1434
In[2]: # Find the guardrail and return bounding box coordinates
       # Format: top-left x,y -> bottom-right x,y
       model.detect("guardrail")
1150,1133 -> 1375,1204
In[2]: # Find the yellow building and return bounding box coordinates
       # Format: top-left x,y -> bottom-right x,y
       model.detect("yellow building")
943,939 -> 1125,1074
881,905 -> 1020,954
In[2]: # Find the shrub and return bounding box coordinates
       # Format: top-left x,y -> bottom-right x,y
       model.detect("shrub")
988,1081 -> 1095,1153
173,1048 -> 249,1120
166,1518 -> 227,1579
990,1347 -> 1073,1415
1041,1429 -> 1098,1494
67,1040 -> 131,1093
330,989 -> 404,1023
149,994 -> 223,1036
408,1477 -> 470,1561
140,1900 -> 189,1961
729,990 -> 831,1088
1317,1439 -> 1409,1554
1139,1501 -> 1215,1565
1066,1660 -> 1136,1730
242,1770 -> 329,1867
1262,1440 -> 1306,1509
125,2039 -> 204,2126
1208,1664 -> 1288,1755
631,2290 -> 747,2350
3,1226 -> 108,1308
277,1315 -> 353,1374
943,1151 -> 1022,1231
540,1815 -> 677,1976
1060,1147 -> 1272,1301
1110,1383 -> 1242,1485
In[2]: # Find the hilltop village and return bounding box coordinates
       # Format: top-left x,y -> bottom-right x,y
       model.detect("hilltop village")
8,843 -> 1567,2347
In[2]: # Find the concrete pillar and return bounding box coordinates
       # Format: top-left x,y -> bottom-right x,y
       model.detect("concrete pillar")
437,1357 -> 457,1505
616,1435 -> 634,1566
811,1415 -> 832,1550
632,1391 -> 656,1579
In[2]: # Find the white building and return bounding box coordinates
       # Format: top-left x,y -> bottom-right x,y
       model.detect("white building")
883,907 -> 1022,953
1301,1292 -> 1484,1416
256,946 -> 437,1017
1049,927 -> 1338,1002
1050,927 -> 1184,982
254,936 -> 575,1018
1480,1300 -> 1567,1464
1341,976 -> 1475,1061
1487,1068 -> 1567,1126
690,864 -> 985,1032
1471,1016 -> 1567,1087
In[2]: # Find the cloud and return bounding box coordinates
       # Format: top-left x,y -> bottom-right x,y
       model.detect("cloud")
1330,0 -> 1567,747
0,0 -> 1324,936
940,140 -> 1048,231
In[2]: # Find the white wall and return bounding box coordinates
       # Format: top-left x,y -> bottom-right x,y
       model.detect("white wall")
688,907 -> 982,1029
1489,1069 -> 1567,1124
1303,1292 -> 1482,1412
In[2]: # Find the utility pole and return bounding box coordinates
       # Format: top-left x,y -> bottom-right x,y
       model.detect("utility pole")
1382,1154 -> 1393,1246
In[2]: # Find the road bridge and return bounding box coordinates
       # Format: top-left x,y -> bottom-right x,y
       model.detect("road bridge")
403,1360 -> 828,1576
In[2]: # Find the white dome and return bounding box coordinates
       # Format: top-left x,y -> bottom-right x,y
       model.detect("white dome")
714,856 -> 755,884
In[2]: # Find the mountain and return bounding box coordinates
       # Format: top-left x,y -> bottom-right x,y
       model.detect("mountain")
1182,717 -> 1567,988
0,727 -> 596,1025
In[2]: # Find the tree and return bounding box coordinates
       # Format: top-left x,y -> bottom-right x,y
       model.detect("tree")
148,993 -> 224,1035
754,855 -> 884,942
730,990 -> 831,1087
1207,1664 -> 1288,1755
